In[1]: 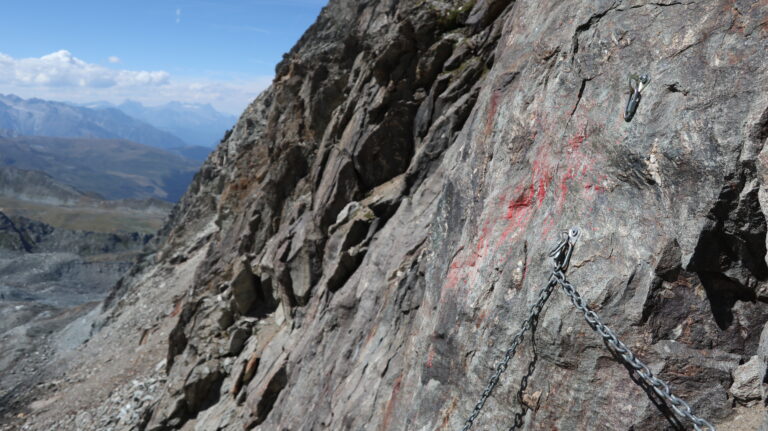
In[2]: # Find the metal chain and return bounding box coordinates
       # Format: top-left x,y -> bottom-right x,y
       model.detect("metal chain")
553,271 -> 716,431
461,277 -> 557,431
461,228 -> 580,431
461,227 -> 717,431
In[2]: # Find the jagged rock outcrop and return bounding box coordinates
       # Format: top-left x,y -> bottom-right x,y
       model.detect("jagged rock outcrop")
6,0 -> 768,430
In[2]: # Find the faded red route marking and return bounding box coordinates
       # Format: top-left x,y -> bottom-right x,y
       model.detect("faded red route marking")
425,346 -> 436,368
568,132 -> 585,152
441,119 -> 609,305
442,258 -> 466,295
501,157 -> 553,243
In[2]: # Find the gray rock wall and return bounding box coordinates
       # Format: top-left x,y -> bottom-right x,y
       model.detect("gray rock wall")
8,0 -> 768,430
145,0 -> 768,429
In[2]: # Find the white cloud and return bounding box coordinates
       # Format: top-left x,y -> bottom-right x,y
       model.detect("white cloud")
0,50 -> 272,115
108,56 -> 121,64
0,50 -> 168,88
176,8 -> 181,24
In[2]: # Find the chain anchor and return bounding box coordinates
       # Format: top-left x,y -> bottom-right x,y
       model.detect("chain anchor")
624,73 -> 650,122
461,225 -> 716,431
548,227 -> 580,272
461,228 -> 579,431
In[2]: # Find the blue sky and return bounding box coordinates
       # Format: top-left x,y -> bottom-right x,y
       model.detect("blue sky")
0,0 -> 328,114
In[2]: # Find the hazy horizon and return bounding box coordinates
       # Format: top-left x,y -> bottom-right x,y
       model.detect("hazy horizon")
0,0 -> 328,115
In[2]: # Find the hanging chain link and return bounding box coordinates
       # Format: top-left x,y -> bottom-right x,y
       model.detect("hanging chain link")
553,271 -> 716,431
461,227 -> 717,431
460,277 -> 557,431
461,228 -> 580,431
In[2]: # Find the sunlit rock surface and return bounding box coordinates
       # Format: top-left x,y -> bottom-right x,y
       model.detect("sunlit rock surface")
5,0 -> 768,430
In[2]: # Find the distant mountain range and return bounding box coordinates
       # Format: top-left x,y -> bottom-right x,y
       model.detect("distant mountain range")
109,100 -> 236,149
0,94 -> 234,208
0,135 -> 197,202
0,94 -> 234,161
0,94 -> 187,150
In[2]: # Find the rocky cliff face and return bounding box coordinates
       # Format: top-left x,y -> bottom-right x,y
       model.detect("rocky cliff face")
7,0 -> 768,430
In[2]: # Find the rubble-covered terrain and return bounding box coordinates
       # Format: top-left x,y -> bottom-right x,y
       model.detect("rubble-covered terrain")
4,0 -> 768,430
0,211 -> 153,419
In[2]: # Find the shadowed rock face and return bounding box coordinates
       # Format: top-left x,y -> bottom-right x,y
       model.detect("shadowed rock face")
8,0 -> 768,430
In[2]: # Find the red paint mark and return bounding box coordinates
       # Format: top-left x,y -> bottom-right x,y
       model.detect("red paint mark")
537,180 -> 548,204
471,218 -> 495,265
439,125 -> 613,305
501,206 -> 533,240
553,127 -> 606,212
584,183 -> 606,192
504,159 -> 552,229
583,173 -> 609,195
465,252 -> 481,268
426,347 -> 436,368
443,257 -> 465,292
501,188 -> 534,241
568,133 -> 585,152
506,191 -> 533,219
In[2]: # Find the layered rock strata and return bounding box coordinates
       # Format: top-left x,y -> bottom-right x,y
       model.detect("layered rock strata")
7,0 -> 768,430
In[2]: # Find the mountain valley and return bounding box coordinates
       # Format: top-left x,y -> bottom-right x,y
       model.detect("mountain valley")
0,136 -> 198,202
0,208 -> 154,419
112,100 -> 236,150
0,94 -> 234,162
